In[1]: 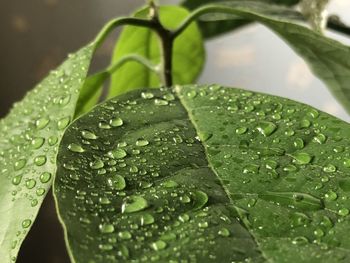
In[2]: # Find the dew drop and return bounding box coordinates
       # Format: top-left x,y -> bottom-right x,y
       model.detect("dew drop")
218,228 -> 230,237
31,137 -> 45,149
290,152 -> 312,165
57,117 -> 70,130
14,159 -> 26,171
154,99 -> 168,106
107,174 -> 126,190
34,155 -> 47,166
235,127 -> 248,135
25,179 -> 36,189
68,143 -> 85,153
121,196 -> 148,213
99,223 -> 115,234
81,130 -> 97,140
22,219 -> 32,228
108,148 -> 127,159
136,139 -> 149,147
151,240 -> 167,251
256,121 -> 277,137
323,164 -> 337,173
40,172 -> 51,183
110,117 -> 123,127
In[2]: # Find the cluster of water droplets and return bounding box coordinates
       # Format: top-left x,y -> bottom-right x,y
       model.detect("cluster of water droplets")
178,84 -> 350,261
0,45 -> 93,261
55,88 -> 264,262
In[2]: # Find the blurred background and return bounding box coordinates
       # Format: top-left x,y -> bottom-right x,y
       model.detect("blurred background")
0,0 -> 349,262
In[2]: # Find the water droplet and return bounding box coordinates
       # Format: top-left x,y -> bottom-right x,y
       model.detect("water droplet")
198,221 -> 209,228
344,159 -> 350,168
48,136 -> 58,146
163,93 -> 175,101
12,175 -> 22,186
40,172 -> 51,183
186,90 -> 197,99
107,174 -> 126,190
99,223 -> 115,234
193,190 -> 208,210
90,159 -> 104,169
307,109 -> 319,119
36,188 -> 45,196
151,240 -> 167,251
25,179 -> 36,189
323,164 -> 337,173
218,228 -> 230,237
162,180 -> 178,188
300,119 -> 311,128
339,208 -> 349,216
136,139 -> 149,147
141,92 -> 154,99
140,213 -> 154,226
34,155 -> 47,166
314,228 -> 324,237
36,117 -> 50,129
236,127 -> 248,135
293,138 -> 304,149
154,99 -> 168,106
22,219 -> 32,229
292,236 -> 309,245
68,143 -> 85,153
256,121 -> 277,137
290,152 -> 312,165
81,130 -> 97,140
118,231 -> 132,240
313,134 -> 326,144
110,117 -> 123,127
324,190 -> 338,201
31,137 -> 45,149
121,196 -> 148,213
14,159 -> 26,171
57,117 -> 70,130
108,148 -> 127,159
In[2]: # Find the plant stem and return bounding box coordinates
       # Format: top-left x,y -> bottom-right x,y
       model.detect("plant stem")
149,2 -> 174,87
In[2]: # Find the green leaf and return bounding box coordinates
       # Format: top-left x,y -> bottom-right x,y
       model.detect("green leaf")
75,71 -> 107,117
55,85 -> 350,262
192,1 -> 350,114
0,43 -> 95,262
109,6 -> 205,98
182,0 -> 300,38
0,15 -> 143,262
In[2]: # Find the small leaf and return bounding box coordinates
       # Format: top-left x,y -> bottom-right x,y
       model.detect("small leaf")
55,85 -> 350,262
109,6 -> 205,97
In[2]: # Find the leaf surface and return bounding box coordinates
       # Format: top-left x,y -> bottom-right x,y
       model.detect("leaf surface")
55,85 -> 350,262
108,6 -> 205,98
182,0 -> 300,38
189,1 -> 350,114
0,43 -> 95,262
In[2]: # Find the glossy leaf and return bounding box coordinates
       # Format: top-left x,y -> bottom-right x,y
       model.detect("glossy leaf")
75,71 -> 107,117
0,43 -> 95,262
182,0 -> 300,38
55,85 -> 350,262
193,1 -> 350,114
109,6 -> 205,98
0,15 -> 141,261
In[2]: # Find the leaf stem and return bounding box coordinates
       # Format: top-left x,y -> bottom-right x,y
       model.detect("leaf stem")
149,2 -> 174,87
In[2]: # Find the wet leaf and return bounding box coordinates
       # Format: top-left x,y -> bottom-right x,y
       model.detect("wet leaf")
109,6 -> 205,98
195,1 -> 350,114
182,0 -> 300,38
0,43 -> 95,262
55,85 -> 350,262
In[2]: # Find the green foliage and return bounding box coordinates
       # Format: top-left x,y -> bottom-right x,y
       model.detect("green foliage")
1,0 -> 350,262
0,43 -> 95,262
196,1 -> 350,114
109,6 -> 205,98
182,0 -> 300,38
55,85 -> 350,262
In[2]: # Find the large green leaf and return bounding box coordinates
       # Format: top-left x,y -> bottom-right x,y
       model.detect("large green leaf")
182,0 -> 300,38
109,6 -> 205,98
192,2 -> 350,114
55,85 -> 350,262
